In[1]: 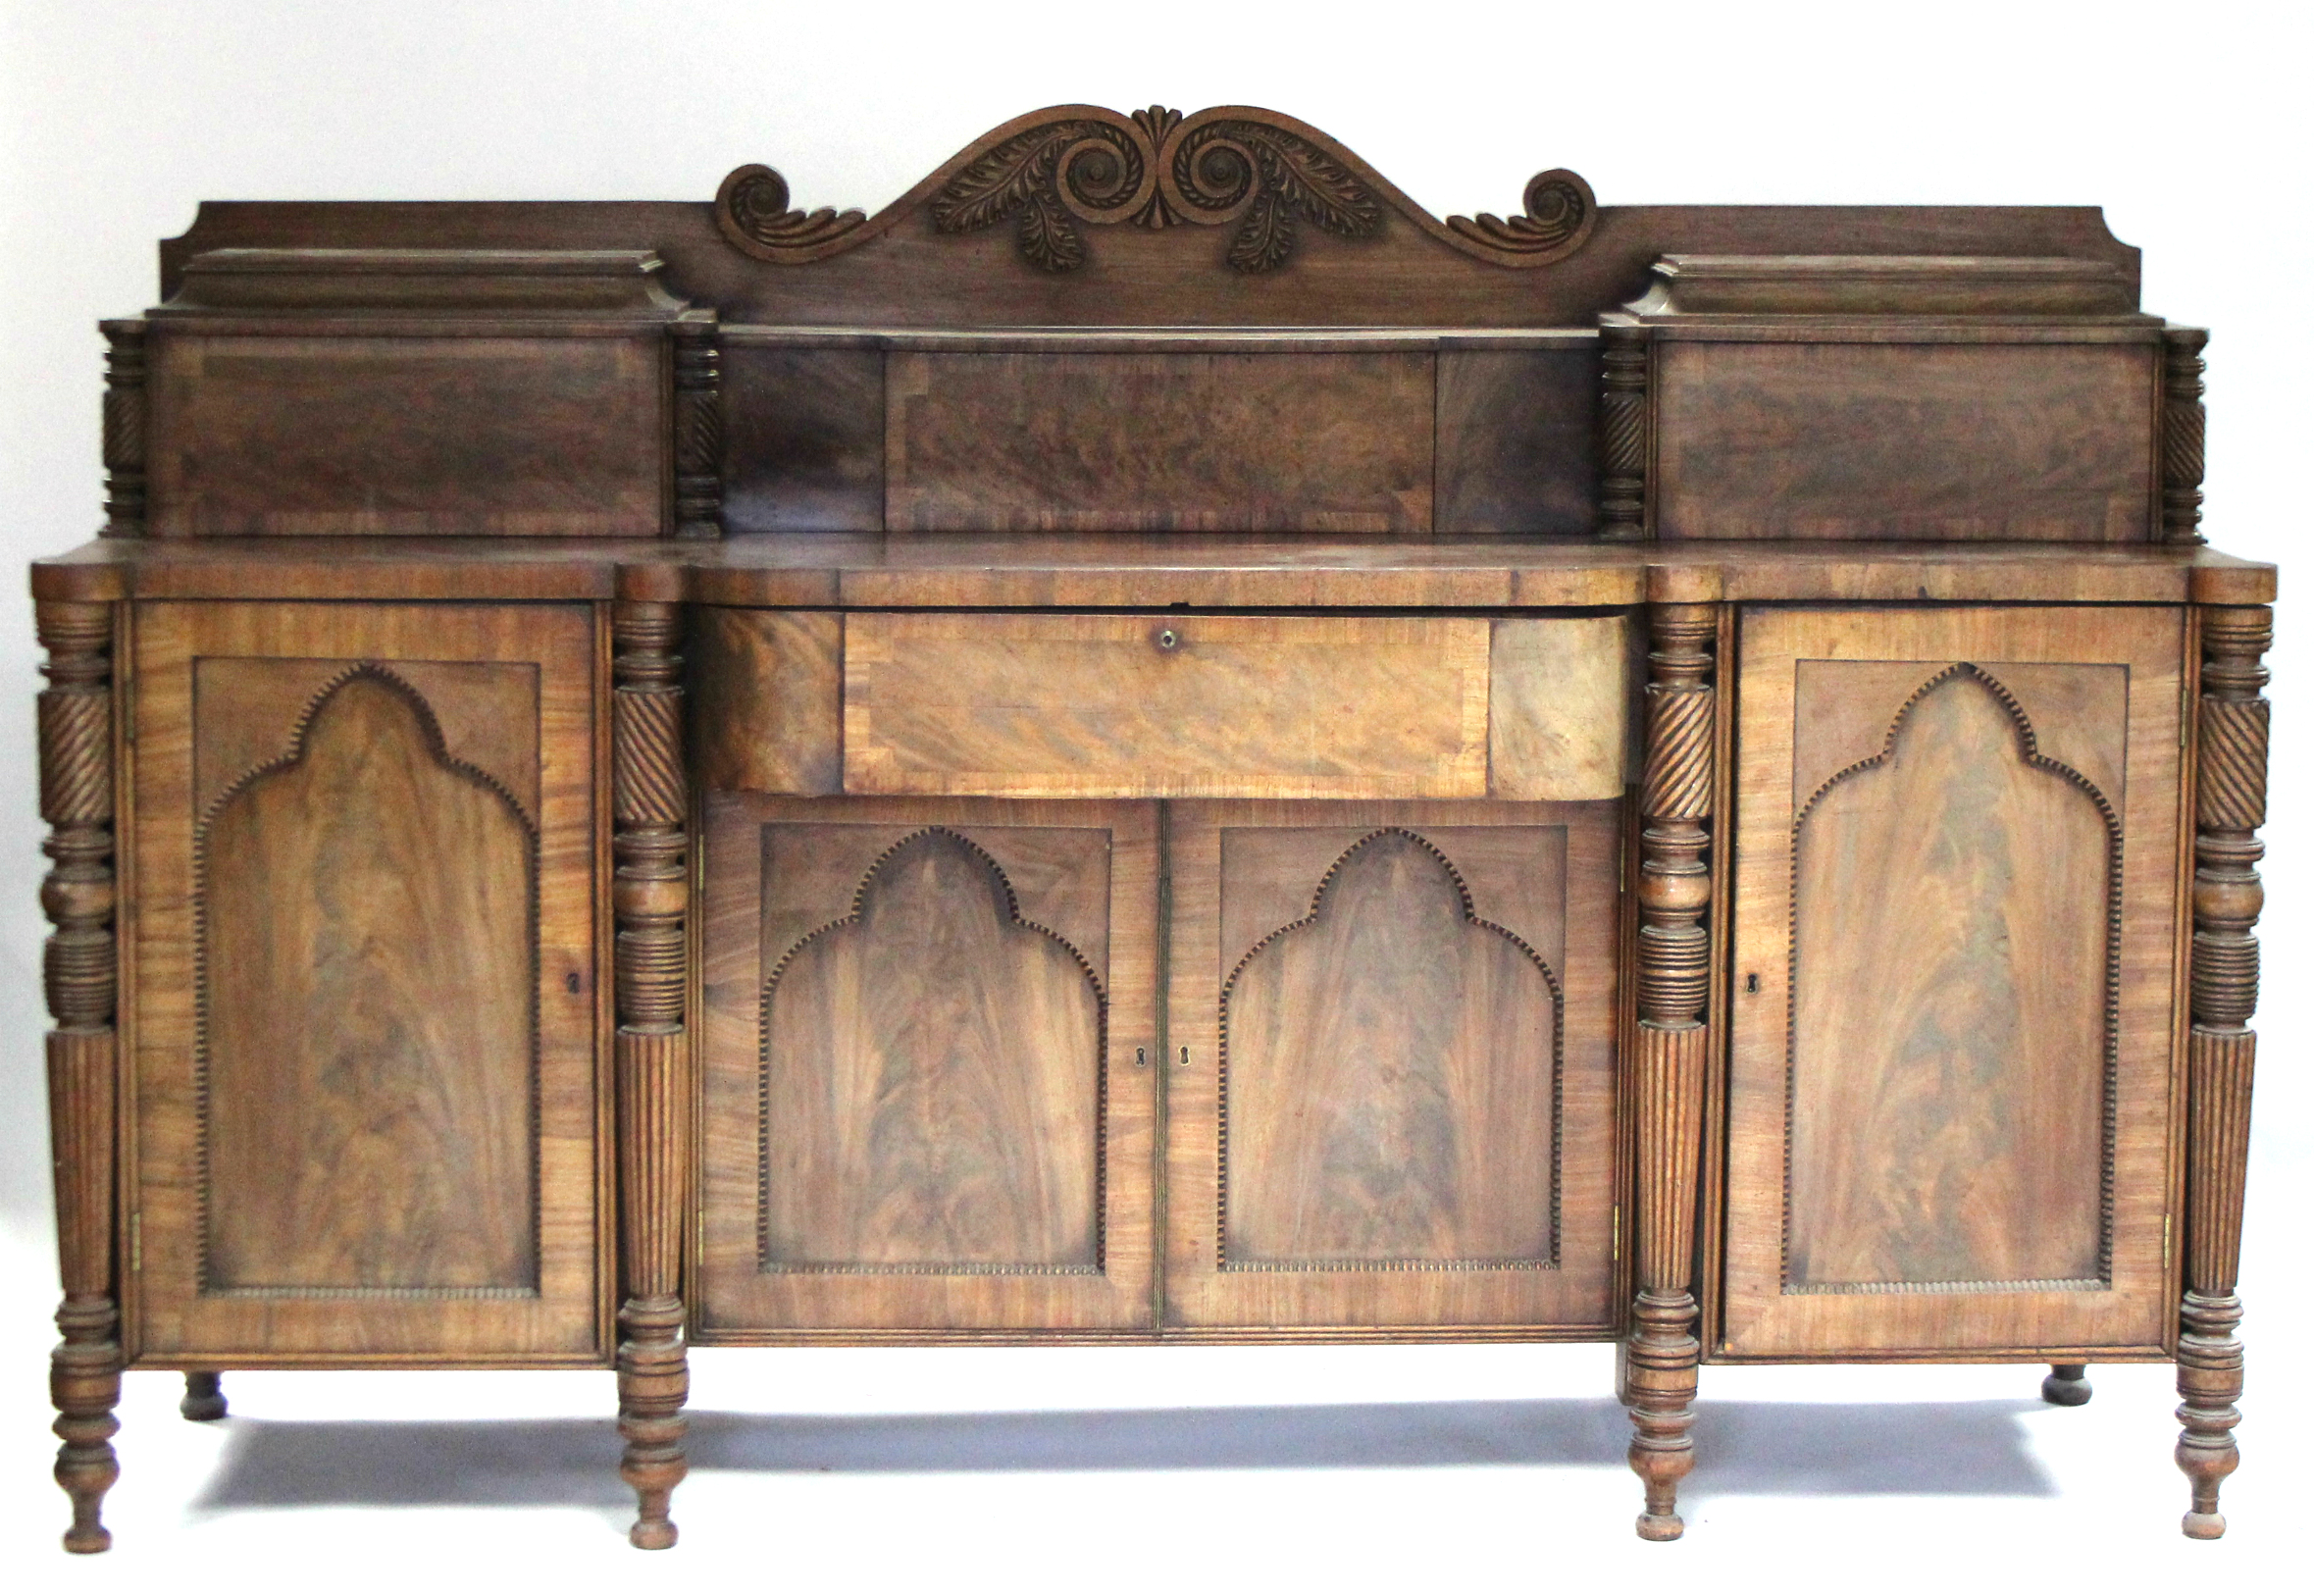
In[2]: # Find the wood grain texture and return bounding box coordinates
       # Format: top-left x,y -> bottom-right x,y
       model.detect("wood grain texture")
1655,340 -> 2160,541
1624,602 -> 1716,1540
845,612 -> 1492,800
2176,604 -> 2269,1538
147,333 -> 667,537
760,828 -> 1104,1271
38,601 -> 124,1552
697,796 -> 1157,1333
689,608 -> 843,796
200,669 -> 540,1293
1165,799 -> 1620,1331
886,350 -> 1433,533
1221,828 -> 1562,1268
129,602 -> 601,1363
721,344 -> 884,533
1487,614 -> 1632,801
1725,605 -> 2184,1359
1784,665 -> 2119,1292
1434,346 -> 1597,535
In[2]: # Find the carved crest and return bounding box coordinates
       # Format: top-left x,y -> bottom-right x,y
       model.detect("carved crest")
715,104 -> 1594,274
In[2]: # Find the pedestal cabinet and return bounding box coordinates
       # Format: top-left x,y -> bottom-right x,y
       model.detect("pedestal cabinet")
30,103 -> 2276,1555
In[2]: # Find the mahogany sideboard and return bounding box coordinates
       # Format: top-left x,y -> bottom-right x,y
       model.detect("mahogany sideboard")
31,104 -> 2275,1551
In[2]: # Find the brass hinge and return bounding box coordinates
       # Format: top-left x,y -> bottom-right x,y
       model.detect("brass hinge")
1612,1204 -> 1622,1262
129,1211 -> 142,1273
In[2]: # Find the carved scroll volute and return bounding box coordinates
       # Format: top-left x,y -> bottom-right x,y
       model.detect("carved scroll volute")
100,321 -> 146,537
1599,324 -> 1651,541
612,602 -> 690,1549
2162,328 -> 2209,546
1624,602 -> 1715,1541
2176,603 -> 2268,1539
38,600 -> 123,1553
670,315 -> 722,541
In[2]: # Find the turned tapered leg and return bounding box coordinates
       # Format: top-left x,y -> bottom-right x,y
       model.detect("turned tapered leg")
1624,603 -> 1718,1540
180,1372 -> 228,1421
2041,1364 -> 2091,1406
2176,605 -> 2267,1539
612,603 -> 693,1549
40,601 -> 124,1553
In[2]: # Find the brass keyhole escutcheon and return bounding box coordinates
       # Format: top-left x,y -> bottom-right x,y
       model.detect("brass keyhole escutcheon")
1155,628 -> 1180,651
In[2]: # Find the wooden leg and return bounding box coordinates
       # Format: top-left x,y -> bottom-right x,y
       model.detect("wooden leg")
180,1372 -> 228,1422
39,603 -> 124,1554
2040,1364 -> 2091,1406
612,603 -> 692,1549
51,1298 -> 122,1555
2175,606 -> 2266,1539
1623,604 -> 1717,1541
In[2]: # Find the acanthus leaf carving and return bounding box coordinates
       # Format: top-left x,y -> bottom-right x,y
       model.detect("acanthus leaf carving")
714,104 -> 1593,273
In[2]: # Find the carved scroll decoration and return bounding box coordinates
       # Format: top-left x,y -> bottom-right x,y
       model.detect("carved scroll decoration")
1624,603 -> 1716,1542
612,603 -> 691,1551
2177,605 -> 2268,1539
2162,328 -> 2209,545
39,601 -> 121,1554
715,104 -> 1595,274
1213,828 -> 1565,1273
1779,663 -> 2123,1296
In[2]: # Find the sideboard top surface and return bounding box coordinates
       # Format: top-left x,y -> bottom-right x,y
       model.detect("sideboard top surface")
31,534 -> 2276,608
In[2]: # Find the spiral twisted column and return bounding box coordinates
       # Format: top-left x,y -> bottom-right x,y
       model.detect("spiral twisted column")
1624,602 -> 1717,1540
2176,604 -> 2268,1538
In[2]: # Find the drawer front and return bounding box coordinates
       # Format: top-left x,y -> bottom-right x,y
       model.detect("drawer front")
846,613 -> 1492,799
697,609 -> 1633,802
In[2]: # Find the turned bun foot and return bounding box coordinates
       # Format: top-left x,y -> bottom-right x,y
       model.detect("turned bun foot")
1636,1512 -> 1684,1542
2183,1511 -> 2227,1540
180,1371 -> 227,1421
2040,1364 -> 2091,1406
62,1523 -> 113,1556
629,1518 -> 678,1551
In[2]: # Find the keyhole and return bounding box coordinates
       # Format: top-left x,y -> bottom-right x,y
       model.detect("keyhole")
1155,628 -> 1180,651
565,971 -> 583,995
1134,1047 -> 1149,1070
1744,972 -> 1761,995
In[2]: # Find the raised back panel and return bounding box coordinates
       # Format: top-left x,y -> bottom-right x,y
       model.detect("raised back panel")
1220,828 -> 1563,1268
1784,664 -> 2120,1291
758,826 -> 1105,1273
201,669 -> 539,1292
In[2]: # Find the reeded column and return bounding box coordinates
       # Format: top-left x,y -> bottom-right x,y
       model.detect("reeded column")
1624,602 -> 1716,1541
612,602 -> 692,1548
2176,604 -> 2268,1538
40,601 -> 123,1553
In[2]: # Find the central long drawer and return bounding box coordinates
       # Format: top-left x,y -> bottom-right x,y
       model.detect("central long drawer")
692,608 -> 1634,802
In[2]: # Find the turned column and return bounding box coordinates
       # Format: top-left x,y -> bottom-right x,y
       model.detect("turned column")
612,602 -> 692,1549
2176,604 -> 2268,1539
39,601 -> 123,1554
1624,602 -> 1716,1541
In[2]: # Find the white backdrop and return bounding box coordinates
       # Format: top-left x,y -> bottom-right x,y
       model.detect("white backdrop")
1,2 -> 2306,1590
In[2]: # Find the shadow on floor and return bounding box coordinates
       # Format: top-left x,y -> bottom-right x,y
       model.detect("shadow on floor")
193,1397 -> 2058,1510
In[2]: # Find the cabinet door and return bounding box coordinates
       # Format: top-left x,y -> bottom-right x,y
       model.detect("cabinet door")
1724,606 -> 2184,1358
1164,799 -> 1623,1332
697,795 -> 1158,1334
129,602 -> 603,1364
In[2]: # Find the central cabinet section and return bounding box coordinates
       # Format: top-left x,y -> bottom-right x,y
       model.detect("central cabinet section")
693,608 -> 1632,1338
